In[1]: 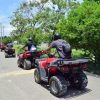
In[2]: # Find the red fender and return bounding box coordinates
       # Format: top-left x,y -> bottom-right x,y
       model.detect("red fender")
39,58 -> 56,69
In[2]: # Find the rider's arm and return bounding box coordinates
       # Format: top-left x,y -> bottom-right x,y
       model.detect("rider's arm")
42,46 -> 52,54
22,43 -> 27,49
42,41 -> 56,54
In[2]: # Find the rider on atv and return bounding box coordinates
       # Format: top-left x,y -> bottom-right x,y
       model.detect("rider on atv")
6,41 -> 13,49
34,33 -> 89,97
22,37 -> 37,60
42,33 -> 72,59
22,37 -> 36,52
17,37 -> 37,69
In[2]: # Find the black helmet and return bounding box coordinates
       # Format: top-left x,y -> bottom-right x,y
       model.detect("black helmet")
28,37 -> 32,41
53,33 -> 61,40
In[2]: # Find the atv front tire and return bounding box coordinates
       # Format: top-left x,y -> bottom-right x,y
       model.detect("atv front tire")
5,53 -> 8,58
13,54 -> 16,57
17,58 -> 23,67
34,68 -> 41,84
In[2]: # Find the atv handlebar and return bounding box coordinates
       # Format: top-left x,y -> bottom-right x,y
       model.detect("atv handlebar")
40,50 -> 55,58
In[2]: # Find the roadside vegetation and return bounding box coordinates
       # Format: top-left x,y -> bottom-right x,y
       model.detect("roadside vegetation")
2,0 -> 100,74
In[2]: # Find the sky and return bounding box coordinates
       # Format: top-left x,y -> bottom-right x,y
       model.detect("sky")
0,0 -> 83,36
0,0 -> 26,36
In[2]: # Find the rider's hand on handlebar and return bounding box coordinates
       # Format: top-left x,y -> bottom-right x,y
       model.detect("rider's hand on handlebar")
41,50 -> 47,54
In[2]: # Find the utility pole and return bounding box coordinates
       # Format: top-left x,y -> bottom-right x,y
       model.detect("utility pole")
2,26 -> 4,40
0,23 -> 4,44
0,23 -> 2,44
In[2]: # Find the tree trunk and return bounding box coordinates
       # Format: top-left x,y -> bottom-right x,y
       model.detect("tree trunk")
95,53 -> 100,66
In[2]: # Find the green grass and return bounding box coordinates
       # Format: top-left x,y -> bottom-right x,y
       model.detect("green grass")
38,48 -> 87,59
13,44 -> 100,75
72,49 -> 86,58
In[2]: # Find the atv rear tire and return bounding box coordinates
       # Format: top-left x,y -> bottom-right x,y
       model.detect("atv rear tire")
49,75 -> 67,97
34,68 -> 41,84
23,59 -> 31,70
74,71 -> 88,90
17,58 -> 23,67
5,53 -> 8,58
13,54 -> 16,57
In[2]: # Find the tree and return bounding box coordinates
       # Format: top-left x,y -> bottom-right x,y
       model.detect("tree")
10,0 -> 79,44
57,1 -> 100,63
2,36 -> 12,44
85,0 -> 100,2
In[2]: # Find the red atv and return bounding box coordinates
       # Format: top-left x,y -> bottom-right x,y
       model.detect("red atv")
0,43 -> 6,51
34,54 -> 90,97
17,50 -> 41,70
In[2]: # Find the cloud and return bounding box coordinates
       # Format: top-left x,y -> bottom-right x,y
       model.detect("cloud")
27,0 -> 53,9
27,0 -> 41,3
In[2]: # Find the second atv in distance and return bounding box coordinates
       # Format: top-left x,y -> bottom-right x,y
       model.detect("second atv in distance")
4,47 -> 16,58
34,53 -> 90,97
17,49 -> 41,70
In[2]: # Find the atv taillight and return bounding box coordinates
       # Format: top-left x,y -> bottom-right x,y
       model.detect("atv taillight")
61,66 -> 69,72
49,68 -> 57,74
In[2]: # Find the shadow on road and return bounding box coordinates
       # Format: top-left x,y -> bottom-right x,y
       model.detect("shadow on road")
40,83 -> 92,99
61,87 -> 91,99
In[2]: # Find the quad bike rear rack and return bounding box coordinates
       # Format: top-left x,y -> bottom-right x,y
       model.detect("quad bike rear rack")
49,58 -> 90,66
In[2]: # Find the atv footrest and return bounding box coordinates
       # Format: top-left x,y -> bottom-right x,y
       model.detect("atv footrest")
41,77 -> 48,82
